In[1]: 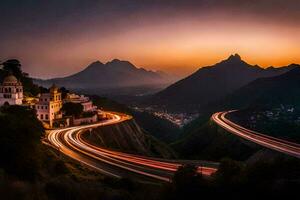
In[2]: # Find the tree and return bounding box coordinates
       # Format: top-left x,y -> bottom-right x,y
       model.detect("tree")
172,165 -> 200,187
2,59 -> 22,78
39,86 -> 49,93
61,102 -> 83,117
166,165 -> 208,199
60,87 -> 69,99
2,59 -> 40,96
215,158 -> 244,183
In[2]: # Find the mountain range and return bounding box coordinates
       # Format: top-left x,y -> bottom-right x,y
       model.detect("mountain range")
34,55 -> 299,111
34,59 -> 175,94
149,54 -> 297,112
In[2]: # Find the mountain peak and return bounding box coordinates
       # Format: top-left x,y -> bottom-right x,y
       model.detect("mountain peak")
111,59 -> 121,63
214,53 -> 247,69
107,59 -> 131,65
91,60 -> 103,65
86,61 -> 104,69
227,53 -> 242,62
106,59 -> 137,71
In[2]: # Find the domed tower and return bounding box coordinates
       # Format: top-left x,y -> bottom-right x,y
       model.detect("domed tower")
50,84 -> 59,93
0,75 -> 23,105
49,84 -> 61,102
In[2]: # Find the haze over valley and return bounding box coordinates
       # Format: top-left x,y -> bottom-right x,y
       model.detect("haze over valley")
34,59 -> 176,96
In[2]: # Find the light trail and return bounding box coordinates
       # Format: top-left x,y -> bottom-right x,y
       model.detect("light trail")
212,111 -> 300,158
46,112 -> 218,182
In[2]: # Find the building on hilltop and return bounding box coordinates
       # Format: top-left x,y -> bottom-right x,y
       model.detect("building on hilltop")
35,84 -> 63,127
64,93 -> 101,125
0,75 -> 23,106
64,93 -> 97,112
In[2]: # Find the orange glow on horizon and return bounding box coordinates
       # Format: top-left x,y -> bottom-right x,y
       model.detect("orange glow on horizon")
6,12 -> 300,78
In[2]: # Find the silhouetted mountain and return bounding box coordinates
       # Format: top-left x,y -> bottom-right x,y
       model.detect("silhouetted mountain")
226,66 -> 300,109
151,54 -> 296,112
34,59 -> 175,92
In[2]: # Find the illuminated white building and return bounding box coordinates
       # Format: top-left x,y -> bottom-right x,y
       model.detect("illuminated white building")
0,75 -> 23,106
64,93 -> 99,125
35,84 -> 62,127
64,93 -> 97,112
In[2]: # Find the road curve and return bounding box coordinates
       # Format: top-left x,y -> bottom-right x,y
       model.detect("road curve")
45,112 -> 218,182
212,111 -> 300,158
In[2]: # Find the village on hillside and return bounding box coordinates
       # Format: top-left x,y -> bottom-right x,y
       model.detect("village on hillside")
0,73 -> 106,128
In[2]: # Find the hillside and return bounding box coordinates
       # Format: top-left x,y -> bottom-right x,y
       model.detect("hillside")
150,54 -> 295,112
91,95 -> 181,143
82,118 -> 176,159
34,59 -> 174,95
225,66 -> 300,109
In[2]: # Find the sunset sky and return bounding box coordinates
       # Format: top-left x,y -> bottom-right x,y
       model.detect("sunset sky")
0,0 -> 299,78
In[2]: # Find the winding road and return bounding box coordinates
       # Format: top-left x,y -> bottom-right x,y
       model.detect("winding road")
212,111 -> 300,158
45,112 -> 218,182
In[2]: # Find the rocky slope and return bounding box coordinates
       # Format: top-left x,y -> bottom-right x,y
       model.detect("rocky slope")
82,118 -> 176,159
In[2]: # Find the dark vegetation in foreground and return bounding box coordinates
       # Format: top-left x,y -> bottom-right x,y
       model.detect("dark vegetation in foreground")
0,105 -> 43,180
165,156 -> 300,199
